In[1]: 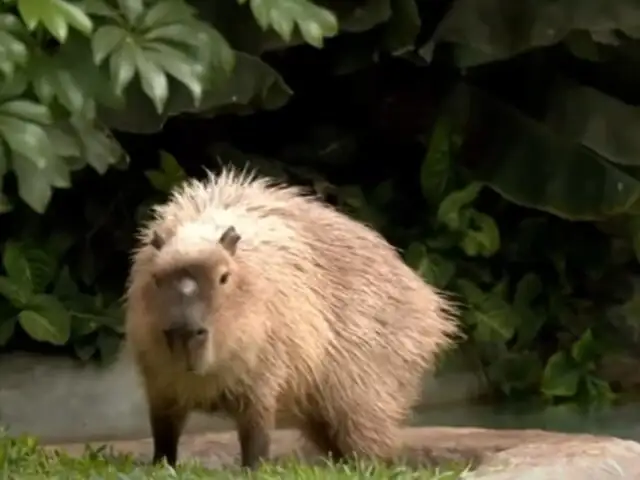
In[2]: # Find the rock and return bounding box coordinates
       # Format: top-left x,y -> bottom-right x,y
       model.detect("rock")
46,426 -> 640,479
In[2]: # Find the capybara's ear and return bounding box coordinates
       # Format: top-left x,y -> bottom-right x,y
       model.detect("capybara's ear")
219,226 -> 241,255
150,231 -> 165,250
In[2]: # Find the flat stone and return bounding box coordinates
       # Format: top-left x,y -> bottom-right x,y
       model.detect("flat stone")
47,426 -> 640,479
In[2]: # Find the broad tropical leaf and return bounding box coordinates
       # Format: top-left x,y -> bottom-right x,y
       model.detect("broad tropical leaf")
420,0 -> 640,67
448,82 -> 640,220
545,79 -> 640,167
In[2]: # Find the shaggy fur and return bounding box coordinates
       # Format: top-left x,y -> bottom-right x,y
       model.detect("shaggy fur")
124,166 -> 460,468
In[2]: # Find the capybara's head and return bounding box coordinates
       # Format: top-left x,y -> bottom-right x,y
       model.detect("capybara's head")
145,225 -> 242,375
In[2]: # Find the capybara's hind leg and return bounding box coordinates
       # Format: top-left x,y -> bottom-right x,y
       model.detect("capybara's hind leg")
301,416 -> 346,464
332,408 -> 399,465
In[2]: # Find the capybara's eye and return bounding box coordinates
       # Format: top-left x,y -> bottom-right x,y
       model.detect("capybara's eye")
219,271 -> 230,285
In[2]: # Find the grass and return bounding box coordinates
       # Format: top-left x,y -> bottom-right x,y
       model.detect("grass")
0,431 -> 469,479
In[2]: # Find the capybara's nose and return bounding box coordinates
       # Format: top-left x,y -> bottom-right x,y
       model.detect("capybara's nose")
163,327 -> 178,352
163,324 -> 207,348
189,327 -> 208,343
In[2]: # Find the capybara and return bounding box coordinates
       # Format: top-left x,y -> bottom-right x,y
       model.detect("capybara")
124,166 -> 460,469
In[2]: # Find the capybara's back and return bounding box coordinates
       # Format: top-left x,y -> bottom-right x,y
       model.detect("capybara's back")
125,167 -> 460,468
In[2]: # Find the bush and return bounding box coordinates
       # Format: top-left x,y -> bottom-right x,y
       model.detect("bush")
1,0 -> 640,410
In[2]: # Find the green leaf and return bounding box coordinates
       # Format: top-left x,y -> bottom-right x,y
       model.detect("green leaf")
0,100 -> 52,125
469,293 -> 515,343
514,273 -> 542,308
33,67 -> 87,114
0,316 -> 16,346
53,265 -> 79,299
16,0 -> 41,30
139,0 -> 196,29
22,246 -> 58,293
459,210 -> 500,257
436,182 -> 483,231
382,0 -> 421,55
54,0 -> 93,36
404,242 -> 456,289
541,351 -> 581,397
0,28 -> 28,78
584,376 -> 615,405
97,329 -> 121,362
491,277 -> 509,300
142,22 -> 200,46
109,40 -> 137,97
144,150 -> 187,192
46,124 -> 82,162
570,329 -> 599,366
0,276 -> 30,307
51,35 -> 123,110
455,278 -> 485,305
103,300 -> 124,333
143,43 -> 202,106
19,294 -> 71,345
65,293 -> 106,337
0,194 -> 12,215
0,100 -> 54,168
116,0 -> 144,25
74,340 -> 97,361
160,150 -> 184,176
404,241 -> 426,270
78,0 -> 119,19
12,153 -> 71,213
0,15 -> 29,76
91,25 -> 127,65
421,117 -> 454,205
2,241 -> 32,292
487,351 -> 543,395
144,170 -> 169,192
67,109 -> 126,174
514,306 -> 545,350
41,7 -> 69,43
133,46 -> 168,114
17,0 -> 93,42
240,0 -> 338,48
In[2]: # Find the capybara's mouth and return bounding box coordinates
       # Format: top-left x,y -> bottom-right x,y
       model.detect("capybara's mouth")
184,344 -> 209,375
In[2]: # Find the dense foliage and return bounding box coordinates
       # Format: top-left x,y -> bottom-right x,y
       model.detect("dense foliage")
1,0 -> 640,409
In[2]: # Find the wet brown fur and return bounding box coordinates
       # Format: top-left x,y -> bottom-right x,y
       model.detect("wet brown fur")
124,166 -> 461,467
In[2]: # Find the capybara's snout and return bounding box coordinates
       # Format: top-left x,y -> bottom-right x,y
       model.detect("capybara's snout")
163,323 -> 208,352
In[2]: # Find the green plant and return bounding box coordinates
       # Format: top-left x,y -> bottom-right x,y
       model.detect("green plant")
0,0 -> 639,412
0,238 -> 123,361
397,112 -> 631,408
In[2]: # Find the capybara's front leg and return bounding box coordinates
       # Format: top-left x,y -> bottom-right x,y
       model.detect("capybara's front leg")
149,398 -> 188,467
236,405 -> 274,470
